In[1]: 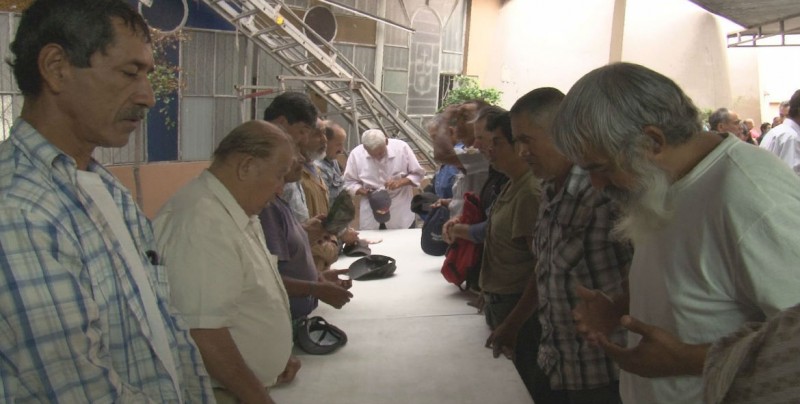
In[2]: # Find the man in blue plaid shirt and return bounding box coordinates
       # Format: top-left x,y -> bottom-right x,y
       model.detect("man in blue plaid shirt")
0,0 -> 213,401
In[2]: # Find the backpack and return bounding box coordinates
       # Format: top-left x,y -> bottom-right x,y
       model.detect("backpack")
441,192 -> 485,290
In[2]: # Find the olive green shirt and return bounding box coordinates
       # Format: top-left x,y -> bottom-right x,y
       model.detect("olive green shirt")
479,169 -> 541,294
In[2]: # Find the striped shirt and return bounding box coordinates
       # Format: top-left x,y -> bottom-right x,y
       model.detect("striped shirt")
533,166 -> 633,390
0,120 -> 213,402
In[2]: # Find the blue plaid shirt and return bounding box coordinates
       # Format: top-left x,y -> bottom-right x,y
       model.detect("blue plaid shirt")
0,120 -> 213,402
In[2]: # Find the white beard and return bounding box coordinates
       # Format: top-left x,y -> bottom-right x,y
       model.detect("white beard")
305,150 -> 325,162
605,157 -> 673,244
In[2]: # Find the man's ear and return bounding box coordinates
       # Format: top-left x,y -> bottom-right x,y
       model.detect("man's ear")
642,125 -> 667,159
38,44 -> 71,94
236,155 -> 256,180
273,116 -> 289,129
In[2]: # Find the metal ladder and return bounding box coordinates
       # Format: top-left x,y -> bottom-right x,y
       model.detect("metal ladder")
203,0 -> 436,170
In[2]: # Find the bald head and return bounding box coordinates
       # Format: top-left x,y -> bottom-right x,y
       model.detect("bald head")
209,120 -> 294,215
212,120 -> 292,165
323,120 -> 347,159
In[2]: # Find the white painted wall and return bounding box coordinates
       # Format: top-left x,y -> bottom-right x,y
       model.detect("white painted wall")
470,0 -> 617,108
621,0 -> 737,113
758,47 -> 800,125
465,0 -> 798,126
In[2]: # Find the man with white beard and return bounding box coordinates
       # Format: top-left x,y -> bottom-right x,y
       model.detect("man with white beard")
297,118 -> 330,218
558,62 -> 800,404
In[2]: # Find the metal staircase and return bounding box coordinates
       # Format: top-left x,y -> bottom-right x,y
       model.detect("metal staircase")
203,0 -> 436,170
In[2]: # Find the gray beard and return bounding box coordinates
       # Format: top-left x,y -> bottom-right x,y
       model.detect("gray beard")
607,159 -> 674,244
305,150 -> 325,162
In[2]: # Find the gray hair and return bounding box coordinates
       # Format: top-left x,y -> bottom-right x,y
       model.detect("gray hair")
708,108 -> 732,132
361,129 -> 387,150
212,120 -> 292,163
551,63 -> 702,165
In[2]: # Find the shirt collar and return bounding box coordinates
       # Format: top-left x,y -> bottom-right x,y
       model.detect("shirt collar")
199,170 -> 252,232
11,118 -> 122,188
541,165 -> 595,207
497,169 -> 534,202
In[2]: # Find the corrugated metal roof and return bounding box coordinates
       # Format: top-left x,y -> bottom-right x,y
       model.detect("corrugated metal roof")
689,0 -> 800,46
688,0 -> 800,28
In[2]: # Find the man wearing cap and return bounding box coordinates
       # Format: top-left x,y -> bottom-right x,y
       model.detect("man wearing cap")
343,129 -> 426,230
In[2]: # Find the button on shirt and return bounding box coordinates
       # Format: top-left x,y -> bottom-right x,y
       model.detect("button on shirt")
154,171 -> 293,388
533,166 -> 632,391
0,119 -> 213,402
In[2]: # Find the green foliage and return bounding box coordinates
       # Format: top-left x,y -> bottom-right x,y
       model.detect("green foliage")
699,108 -> 713,128
147,29 -> 188,129
441,75 -> 502,109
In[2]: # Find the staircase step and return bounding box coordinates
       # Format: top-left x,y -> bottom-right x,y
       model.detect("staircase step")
254,25 -> 283,36
233,8 -> 260,21
290,57 -> 316,67
273,41 -> 300,52
325,86 -> 352,95
201,0 -> 434,170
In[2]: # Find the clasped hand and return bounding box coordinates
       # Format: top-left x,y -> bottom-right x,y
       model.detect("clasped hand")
572,284 -> 706,378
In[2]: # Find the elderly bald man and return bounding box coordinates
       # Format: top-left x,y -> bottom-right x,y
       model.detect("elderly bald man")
154,120 -> 299,404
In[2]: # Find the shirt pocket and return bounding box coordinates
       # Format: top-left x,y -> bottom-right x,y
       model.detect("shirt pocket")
148,264 -> 171,300
550,223 -> 587,271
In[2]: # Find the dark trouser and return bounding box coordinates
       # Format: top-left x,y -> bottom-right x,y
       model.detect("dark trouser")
484,292 -> 544,401
531,364 -> 621,404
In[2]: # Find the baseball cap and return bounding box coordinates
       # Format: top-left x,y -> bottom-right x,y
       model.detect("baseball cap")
348,254 -> 396,280
421,205 -> 449,256
295,316 -> 347,355
368,189 -> 392,223
343,239 -> 372,257
411,192 -> 439,215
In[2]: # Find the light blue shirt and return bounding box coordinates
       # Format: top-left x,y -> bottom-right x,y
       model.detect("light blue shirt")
0,119 -> 213,402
